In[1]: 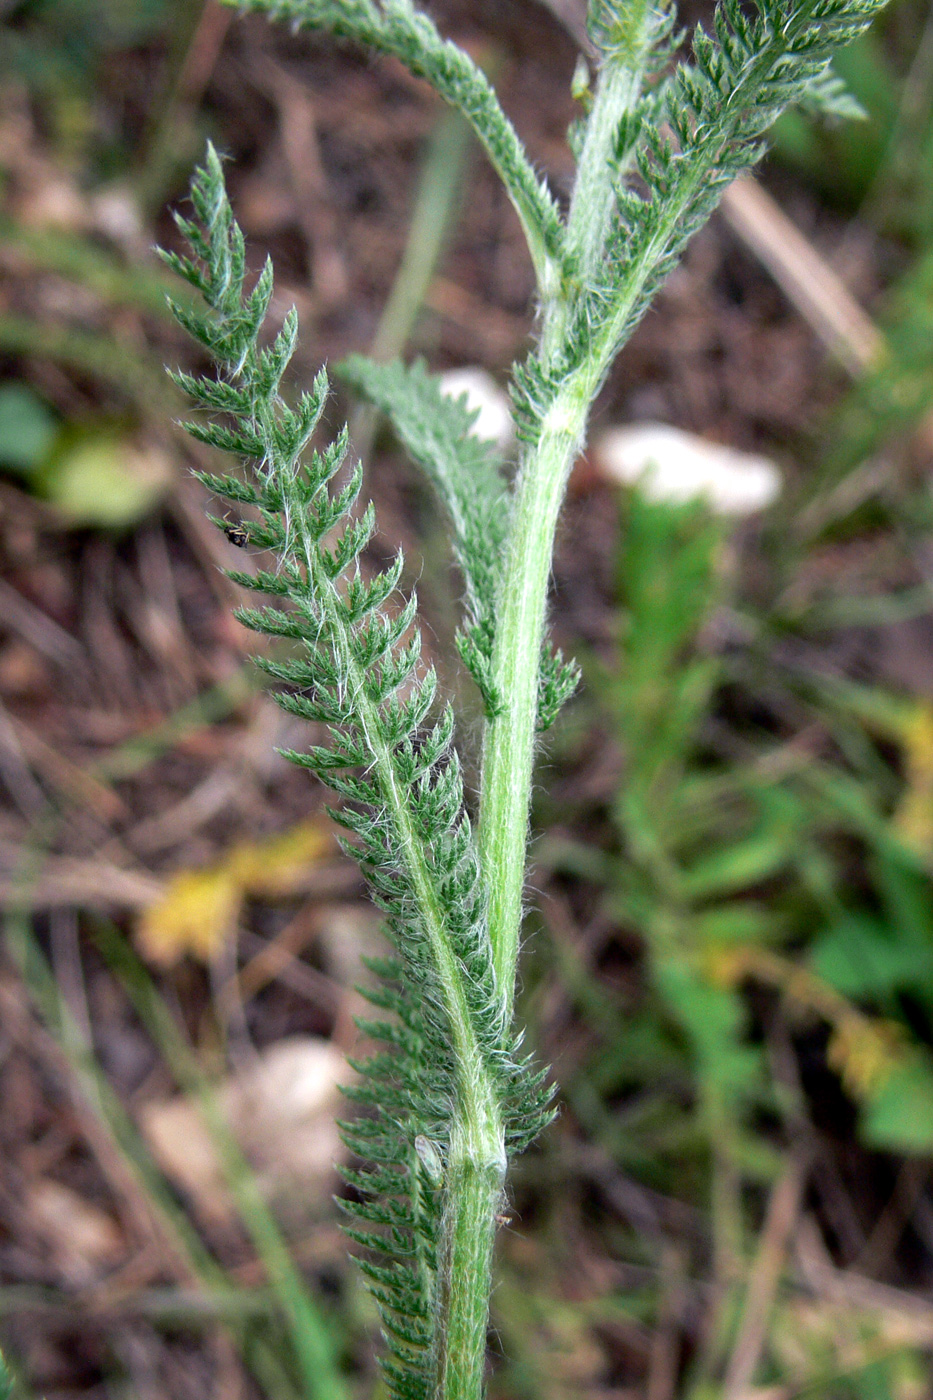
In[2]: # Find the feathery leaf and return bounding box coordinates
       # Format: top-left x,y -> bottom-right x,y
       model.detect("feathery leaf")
163,145 -> 553,1400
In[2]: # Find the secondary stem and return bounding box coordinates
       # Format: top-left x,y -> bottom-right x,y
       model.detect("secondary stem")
565,2 -> 653,283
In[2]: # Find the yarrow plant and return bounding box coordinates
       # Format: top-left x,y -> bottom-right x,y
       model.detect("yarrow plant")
161,0 -> 890,1396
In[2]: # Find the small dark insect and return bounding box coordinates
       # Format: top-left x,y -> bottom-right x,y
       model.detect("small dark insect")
223,522 -> 250,549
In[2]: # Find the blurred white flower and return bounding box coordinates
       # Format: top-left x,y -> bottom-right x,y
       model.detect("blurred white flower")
92,186 -> 146,253
594,422 -> 782,516
438,367 -> 514,453
141,1036 -> 346,1228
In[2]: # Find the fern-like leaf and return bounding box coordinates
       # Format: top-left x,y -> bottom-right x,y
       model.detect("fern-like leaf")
337,355 -> 509,716
163,145 -> 552,1400
513,0 -> 889,447
230,0 -> 567,297
591,0 -> 888,361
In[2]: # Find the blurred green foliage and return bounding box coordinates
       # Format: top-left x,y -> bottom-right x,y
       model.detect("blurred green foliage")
0,0 -> 209,524
3,0 -> 179,173
588,489 -> 933,1158
772,31 -> 901,210
531,481 -> 933,1393
0,381 -> 57,474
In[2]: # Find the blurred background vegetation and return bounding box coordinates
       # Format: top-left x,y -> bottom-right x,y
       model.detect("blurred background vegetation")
3,1 -> 933,1397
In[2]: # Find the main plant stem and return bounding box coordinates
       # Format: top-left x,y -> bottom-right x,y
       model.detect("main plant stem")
479,378 -> 592,1005
432,379 -> 591,1400
431,22 -> 667,1397
441,44 -> 658,1400
479,33 -> 654,1011
436,1121 -> 506,1400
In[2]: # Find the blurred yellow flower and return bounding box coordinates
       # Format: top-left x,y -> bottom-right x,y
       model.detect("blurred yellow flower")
136,818 -> 334,965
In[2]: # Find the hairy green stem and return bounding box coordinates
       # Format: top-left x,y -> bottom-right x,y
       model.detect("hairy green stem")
480,377 -> 592,1004
565,0 -> 654,282
540,0 -> 656,359
436,1124 -> 505,1400
479,70 -> 743,1012
479,8 -> 661,1003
